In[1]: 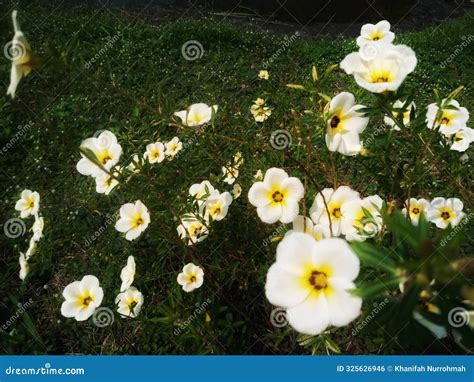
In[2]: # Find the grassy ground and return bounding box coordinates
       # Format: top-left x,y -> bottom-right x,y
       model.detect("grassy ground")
0,1 -> 473,354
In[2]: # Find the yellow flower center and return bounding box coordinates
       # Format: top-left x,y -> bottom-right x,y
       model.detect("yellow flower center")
133,215 -> 144,227
370,33 -> 382,41
308,270 -> 328,290
97,151 -> 112,165
301,265 -> 334,297
128,298 -> 138,310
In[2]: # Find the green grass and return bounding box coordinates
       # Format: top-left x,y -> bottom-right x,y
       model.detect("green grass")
0,1 -> 473,355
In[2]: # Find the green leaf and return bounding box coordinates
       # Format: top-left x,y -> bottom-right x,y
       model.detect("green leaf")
351,241 -> 397,274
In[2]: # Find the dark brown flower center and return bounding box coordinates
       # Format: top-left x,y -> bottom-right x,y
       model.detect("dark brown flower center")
308,271 -> 328,290
272,191 -> 284,203
330,116 -> 340,129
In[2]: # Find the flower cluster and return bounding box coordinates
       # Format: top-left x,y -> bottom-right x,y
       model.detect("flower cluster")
116,256 -> 144,318
250,98 -> 272,122
14,189 -> 44,280
403,197 -> 466,229
222,151 -> 243,185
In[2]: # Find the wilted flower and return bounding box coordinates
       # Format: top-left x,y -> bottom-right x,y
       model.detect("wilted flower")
115,200 -> 151,241
248,168 -> 304,224
325,92 -> 369,155
120,256 -> 136,292
116,287 -> 143,318
19,252 -> 29,281
15,189 -> 40,218
232,183 -> 242,199
31,216 -> 44,242
60,275 -> 104,321
265,233 -> 362,335
254,169 -> 263,181
222,165 -> 239,185
427,197 -> 465,229
177,263 -> 204,292
250,98 -> 272,122
7,11 -> 34,98
426,99 -> 469,134
402,198 -> 430,226
174,103 -> 218,127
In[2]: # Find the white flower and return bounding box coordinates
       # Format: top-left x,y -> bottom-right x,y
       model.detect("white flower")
115,200 -> 151,241
448,127 -> 474,152
250,98 -> 272,122
325,92 -> 369,155
310,186 -> 360,236
189,180 -> 217,204
265,233 -> 362,335
232,183 -> 242,199
60,275 -> 104,321
95,173 -> 119,195
384,100 -> 416,130
248,168 -> 304,224
31,216 -> 44,242
341,195 -> 384,241
356,20 -> 395,47
115,287 -> 143,318
289,216 -> 331,241
258,70 -> 269,80
174,103 -> 218,127
76,130 -> 122,177
15,189 -> 40,218
144,142 -> 165,163
164,137 -> 183,158
19,252 -> 29,281
25,238 -> 37,260
205,191 -> 233,221
402,198 -> 430,226
222,165 -> 239,185
233,152 -> 244,167
177,263 -> 204,292
7,11 -> 34,98
340,44 -> 417,93
427,197 -> 465,229
426,99 -> 469,134
120,256 -> 136,292
254,169 -> 263,181
177,214 -> 209,245
126,154 -> 142,173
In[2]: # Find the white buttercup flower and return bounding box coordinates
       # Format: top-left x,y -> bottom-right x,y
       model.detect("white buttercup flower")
116,287 -> 144,318
144,142 -> 165,163
222,165 -> 239,185
60,275 -> 104,321
205,191 -> 233,221
341,195 -> 384,241
426,99 -> 469,134
448,127 -> 474,152
340,44 -> 417,93
76,130 -> 122,177
15,189 -> 40,218
19,252 -> 30,281
177,263 -> 204,292
427,197 -> 465,229
120,256 -> 136,292
310,186 -> 360,236
177,214 -> 209,245
174,103 -> 218,127
115,200 -> 151,241
31,216 -> 44,242
289,216 -> 331,241
384,100 -> 416,130
95,173 -> 119,195
232,183 -> 242,199
250,98 -> 272,122
7,11 -> 34,98
402,198 -> 430,226
356,20 -> 395,48
248,168 -> 304,224
326,92 -> 369,155
258,70 -> 269,80
165,137 -> 183,158
189,180 -> 217,204
265,233 -> 362,335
